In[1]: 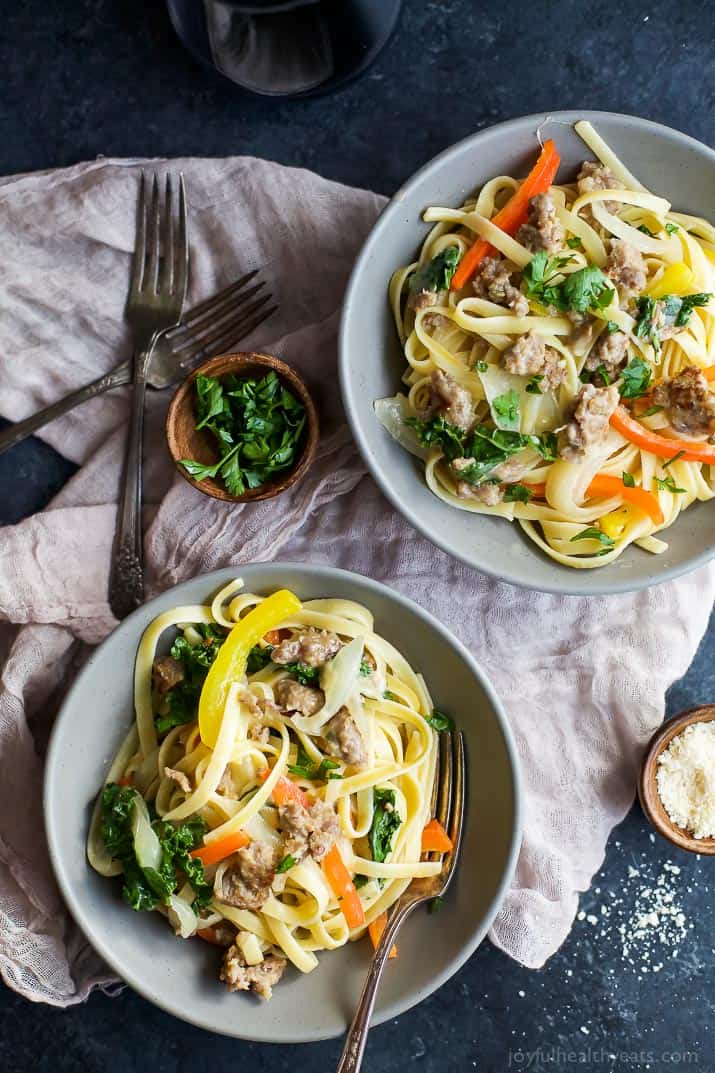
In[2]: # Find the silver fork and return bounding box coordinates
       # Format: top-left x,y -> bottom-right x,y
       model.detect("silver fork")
336,730 -> 466,1073
108,173 -> 189,620
0,270 -> 277,456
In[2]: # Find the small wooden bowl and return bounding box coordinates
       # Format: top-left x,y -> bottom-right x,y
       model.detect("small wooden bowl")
638,705 -> 715,855
166,352 -> 319,503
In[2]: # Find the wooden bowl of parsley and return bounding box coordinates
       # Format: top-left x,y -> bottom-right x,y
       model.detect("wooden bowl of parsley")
166,352 -> 319,502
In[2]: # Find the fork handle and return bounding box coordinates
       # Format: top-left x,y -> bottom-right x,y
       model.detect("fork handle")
335,903 -> 416,1073
0,361 -> 131,455
108,348 -> 153,619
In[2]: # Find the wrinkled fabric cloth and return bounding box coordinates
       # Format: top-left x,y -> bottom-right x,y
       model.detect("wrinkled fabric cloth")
0,156 -> 712,1007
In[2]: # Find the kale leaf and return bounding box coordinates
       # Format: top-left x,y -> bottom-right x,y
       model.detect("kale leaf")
154,623 -> 226,735
405,415 -> 469,461
368,788 -> 402,864
246,643 -> 274,674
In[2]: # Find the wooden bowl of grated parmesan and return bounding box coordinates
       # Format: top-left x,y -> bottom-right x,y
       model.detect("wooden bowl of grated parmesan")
639,706 -> 715,855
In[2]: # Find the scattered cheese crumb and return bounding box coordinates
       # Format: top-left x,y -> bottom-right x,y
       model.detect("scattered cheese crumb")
656,721 -> 715,838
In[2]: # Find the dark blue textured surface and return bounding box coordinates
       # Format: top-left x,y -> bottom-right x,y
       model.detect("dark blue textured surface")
0,1 -> 713,1070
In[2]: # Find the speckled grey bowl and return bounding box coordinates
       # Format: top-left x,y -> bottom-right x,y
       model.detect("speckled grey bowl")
339,110 -> 715,594
44,564 -> 521,1042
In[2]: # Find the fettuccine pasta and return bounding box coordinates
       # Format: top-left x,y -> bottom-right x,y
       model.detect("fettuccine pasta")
377,120 -> 715,568
88,579 -> 450,1000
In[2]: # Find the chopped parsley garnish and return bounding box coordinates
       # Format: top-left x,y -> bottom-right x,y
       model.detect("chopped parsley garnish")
622,471 -> 636,488
523,252 -> 614,314
277,855 -> 296,873
662,450 -> 686,469
635,293 -> 712,354
179,371 -> 307,496
288,745 -> 342,782
359,659 -> 374,677
155,623 -> 226,734
619,357 -> 652,400
503,483 -> 533,503
405,415 -> 468,461
594,363 -> 611,386
384,690 -> 399,702
353,875 -> 369,889
570,527 -> 615,550
408,247 -> 461,299
426,709 -> 455,732
368,788 -> 402,864
476,360 -> 489,373
665,222 -> 679,234
654,475 -> 686,494
637,224 -> 656,236
566,237 -> 583,250
491,389 -> 521,431
101,784 -> 210,912
606,320 -> 620,334
525,374 -> 544,395
428,896 -> 445,915
641,404 -> 664,417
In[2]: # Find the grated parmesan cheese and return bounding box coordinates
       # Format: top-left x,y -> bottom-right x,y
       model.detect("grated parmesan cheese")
656,721 -> 715,839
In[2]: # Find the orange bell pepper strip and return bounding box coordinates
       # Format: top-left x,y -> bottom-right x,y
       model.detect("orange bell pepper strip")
586,474 -> 664,526
189,830 -> 250,867
117,774 -> 134,787
524,482 -> 546,499
368,912 -> 397,959
198,589 -> 301,748
610,406 -> 715,465
261,769 -> 312,809
421,818 -> 454,853
450,139 -> 561,292
322,845 -> 366,929
703,366 -> 715,382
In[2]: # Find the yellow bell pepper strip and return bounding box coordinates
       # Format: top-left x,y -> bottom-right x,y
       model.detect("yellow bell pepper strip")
198,589 -> 301,747
610,406 -> 715,465
450,139 -> 561,292
586,474 -> 664,526
645,261 -> 695,299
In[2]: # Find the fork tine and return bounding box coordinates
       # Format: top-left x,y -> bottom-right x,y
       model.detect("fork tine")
441,732 -> 465,888
174,280 -> 267,335
436,730 -> 453,833
171,293 -> 273,355
429,735 -> 441,818
193,303 -> 278,361
127,173 -> 147,301
159,174 -> 174,295
145,173 -> 161,294
168,270 -> 261,334
173,174 -> 189,304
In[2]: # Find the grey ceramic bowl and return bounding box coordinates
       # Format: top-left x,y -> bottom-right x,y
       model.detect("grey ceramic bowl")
339,110 -> 715,595
44,564 -> 521,1042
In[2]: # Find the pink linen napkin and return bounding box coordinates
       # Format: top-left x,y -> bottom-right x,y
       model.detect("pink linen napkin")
0,155 -> 712,1006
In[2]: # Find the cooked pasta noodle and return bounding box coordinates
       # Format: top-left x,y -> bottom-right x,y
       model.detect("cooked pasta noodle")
88,579 -> 447,999
378,120 -> 715,568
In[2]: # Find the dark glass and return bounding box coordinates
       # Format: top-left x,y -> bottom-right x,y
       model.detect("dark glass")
166,0 -> 403,98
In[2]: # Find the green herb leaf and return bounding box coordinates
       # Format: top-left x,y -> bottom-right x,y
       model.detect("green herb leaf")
637,224 -> 656,237
525,374 -> 544,395
532,431 -> 559,462
384,690 -> 398,702
570,527 -> 615,547
606,320 -> 620,333
476,360 -> 489,373
566,237 -> 583,249
503,483 -> 533,503
665,222 -> 679,234
523,256 -> 614,314
654,475 -> 686,494
405,415 -> 469,461
620,357 -> 652,400
428,896 -> 445,915
154,625 -> 226,734
491,389 -> 521,432
641,404 -> 664,417
408,247 -> 462,297
595,363 -> 611,386
353,874 -> 369,889
368,788 -> 402,864
287,743 -> 315,779
662,450 -> 686,470
277,855 -> 296,874
426,708 -> 455,732
622,471 -> 636,488
359,659 -> 374,677
317,758 -> 343,781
